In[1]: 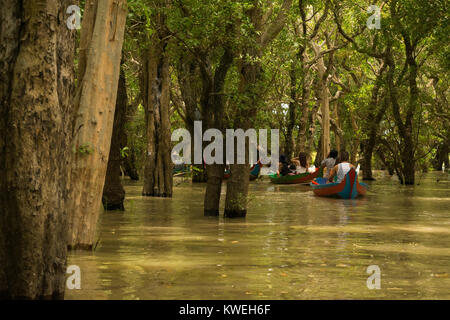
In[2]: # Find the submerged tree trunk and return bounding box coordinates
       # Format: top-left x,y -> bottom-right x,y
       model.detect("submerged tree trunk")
201,48 -> 234,215
102,67 -> 127,210
204,164 -> 225,216
123,149 -> 140,180
225,0 -> 292,218
142,31 -> 173,197
387,47 -> 416,185
68,0 -> 128,250
224,164 -> 250,218
176,57 -> 206,183
0,0 -> 76,299
225,55 -> 262,218
122,90 -> 140,181
433,144 -> 449,171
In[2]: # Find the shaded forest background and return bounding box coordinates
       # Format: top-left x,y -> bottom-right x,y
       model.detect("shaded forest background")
0,0 -> 448,299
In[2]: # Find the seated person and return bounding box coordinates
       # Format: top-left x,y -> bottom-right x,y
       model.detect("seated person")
278,154 -> 295,176
321,150 -> 338,179
328,150 -> 355,183
292,152 -> 315,174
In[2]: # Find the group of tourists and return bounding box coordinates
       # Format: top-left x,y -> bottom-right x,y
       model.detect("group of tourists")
277,150 -> 355,184
278,152 -> 316,176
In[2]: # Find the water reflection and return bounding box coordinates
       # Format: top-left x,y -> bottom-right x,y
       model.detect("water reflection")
67,172 -> 450,300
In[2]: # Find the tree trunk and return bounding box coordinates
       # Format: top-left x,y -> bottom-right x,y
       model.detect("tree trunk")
332,101 -> 342,152
199,47 -> 234,215
363,142 -> 375,180
350,114 -> 360,164
362,64 -> 387,180
176,57 -> 206,183
68,0 -> 128,250
142,32 -> 173,198
123,149 -> 140,180
433,144 -> 449,171
316,55 -> 331,160
204,164 -> 225,216
225,58 -> 261,218
285,64 -> 297,158
387,46 -> 416,185
102,67 -> 127,210
224,164 -> 250,218
314,134 -> 323,167
0,0 -> 76,299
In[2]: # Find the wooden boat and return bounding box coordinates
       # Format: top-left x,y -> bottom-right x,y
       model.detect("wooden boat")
310,168 -> 368,199
269,168 -> 322,184
223,161 -> 262,181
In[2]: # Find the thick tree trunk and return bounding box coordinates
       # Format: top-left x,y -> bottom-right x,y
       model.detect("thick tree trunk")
142,34 -> 173,198
314,135 -> 323,167
363,143 -> 375,180
224,164 -> 250,218
200,47 -> 234,215
102,67 -> 127,210
204,164 -> 225,216
387,46 -> 417,185
0,0 -> 76,299
122,86 -> 141,181
225,59 -> 261,218
68,0 -> 128,250
362,64 -> 387,180
297,102 -> 310,154
123,150 -> 140,180
176,58 -> 206,183
433,144 -> 449,171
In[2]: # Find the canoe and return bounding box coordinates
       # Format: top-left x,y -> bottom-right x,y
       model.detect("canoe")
310,168 -> 368,199
223,161 -> 262,181
269,168 -> 322,184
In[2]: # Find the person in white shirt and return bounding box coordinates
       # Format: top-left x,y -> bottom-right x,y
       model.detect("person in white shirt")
320,150 -> 338,178
292,152 -> 315,174
328,150 -> 355,183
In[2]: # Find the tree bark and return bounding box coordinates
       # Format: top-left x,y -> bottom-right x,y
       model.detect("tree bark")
68,0 -> 128,250
433,144 -> 449,171
123,149 -> 140,180
386,47 -> 416,185
362,63 -> 387,180
201,48 -> 234,215
224,164 -> 250,218
176,57 -> 206,183
225,0 -> 292,218
204,164 -> 225,216
142,29 -> 173,198
0,0 -> 76,299
315,48 -> 331,162
102,66 -> 127,210
285,63 -> 298,158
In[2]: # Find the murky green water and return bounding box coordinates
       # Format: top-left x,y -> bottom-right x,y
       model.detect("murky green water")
66,171 -> 450,300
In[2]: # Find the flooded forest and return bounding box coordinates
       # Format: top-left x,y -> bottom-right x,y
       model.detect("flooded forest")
0,0 -> 449,300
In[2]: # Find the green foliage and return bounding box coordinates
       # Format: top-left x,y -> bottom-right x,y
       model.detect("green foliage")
120,0 -> 449,181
